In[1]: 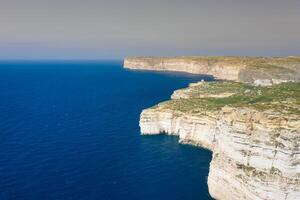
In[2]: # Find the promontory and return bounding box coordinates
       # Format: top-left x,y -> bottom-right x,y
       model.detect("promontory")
124,56 -> 300,200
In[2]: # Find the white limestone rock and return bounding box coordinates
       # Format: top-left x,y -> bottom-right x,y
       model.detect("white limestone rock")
139,106 -> 300,200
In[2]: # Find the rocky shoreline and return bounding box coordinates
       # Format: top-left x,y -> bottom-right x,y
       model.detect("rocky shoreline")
124,57 -> 300,200
124,56 -> 300,86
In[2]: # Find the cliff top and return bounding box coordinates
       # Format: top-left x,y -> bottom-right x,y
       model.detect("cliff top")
126,56 -> 300,66
153,81 -> 300,115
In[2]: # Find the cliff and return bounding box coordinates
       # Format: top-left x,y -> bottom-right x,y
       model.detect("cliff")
139,81 -> 300,200
124,56 -> 300,85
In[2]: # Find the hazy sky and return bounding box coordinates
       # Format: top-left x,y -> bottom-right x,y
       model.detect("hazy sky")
0,0 -> 300,59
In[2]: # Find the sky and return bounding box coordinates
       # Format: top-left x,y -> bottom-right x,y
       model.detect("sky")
0,0 -> 300,59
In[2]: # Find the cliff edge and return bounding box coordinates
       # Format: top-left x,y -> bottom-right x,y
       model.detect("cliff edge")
140,81 -> 300,200
124,56 -> 300,85
124,56 -> 300,199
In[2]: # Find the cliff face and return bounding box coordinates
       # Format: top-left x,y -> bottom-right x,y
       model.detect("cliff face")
124,57 -> 244,81
124,56 -> 300,85
141,108 -> 299,200
125,57 -> 300,199
138,82 -> 300,200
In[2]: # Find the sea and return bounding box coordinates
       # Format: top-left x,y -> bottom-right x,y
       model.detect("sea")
0,61 -> 213,200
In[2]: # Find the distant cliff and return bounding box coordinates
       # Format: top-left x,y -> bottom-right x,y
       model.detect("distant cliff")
124,56 -> 300,85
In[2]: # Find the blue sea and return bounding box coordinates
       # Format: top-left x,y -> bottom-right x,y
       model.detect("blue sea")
0,61 -> 213,200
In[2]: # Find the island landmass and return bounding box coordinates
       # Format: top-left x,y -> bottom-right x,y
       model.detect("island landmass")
124,56 -> 300,200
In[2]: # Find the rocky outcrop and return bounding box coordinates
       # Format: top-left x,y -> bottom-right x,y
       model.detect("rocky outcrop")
124,56 -> 300,85
124,56 -> 300,199
140,107 -> 299,200
138,81 -> 300,200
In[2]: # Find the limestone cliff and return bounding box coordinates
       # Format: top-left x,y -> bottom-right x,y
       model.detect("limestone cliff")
124,56 -> 300,85
139,81 -> 300,200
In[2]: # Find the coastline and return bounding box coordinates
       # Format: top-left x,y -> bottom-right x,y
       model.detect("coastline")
124,56 -> 300,200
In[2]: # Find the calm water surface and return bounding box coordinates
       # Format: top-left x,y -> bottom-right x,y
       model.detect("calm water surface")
0,61 -> 213,200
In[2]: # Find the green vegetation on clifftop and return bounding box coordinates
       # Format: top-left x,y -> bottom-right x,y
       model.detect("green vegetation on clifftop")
156,81 -> 300,115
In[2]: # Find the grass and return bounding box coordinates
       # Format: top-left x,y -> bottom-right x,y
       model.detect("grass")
176,82 -> 254,98
157,81 -> 300,115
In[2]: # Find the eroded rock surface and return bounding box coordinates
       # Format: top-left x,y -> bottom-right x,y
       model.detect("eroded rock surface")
139,82 -> 300,200
124,56 -> 300,85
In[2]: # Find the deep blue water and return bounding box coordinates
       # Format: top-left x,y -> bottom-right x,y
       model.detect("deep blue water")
0,61 -> 213,200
